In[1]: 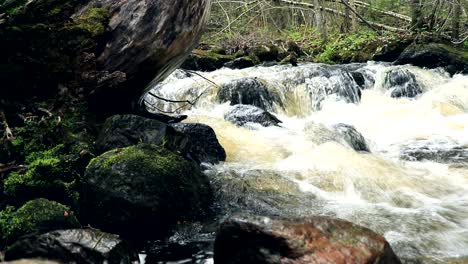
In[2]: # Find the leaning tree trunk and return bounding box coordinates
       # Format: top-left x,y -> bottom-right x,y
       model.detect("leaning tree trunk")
0,0 -> 211,118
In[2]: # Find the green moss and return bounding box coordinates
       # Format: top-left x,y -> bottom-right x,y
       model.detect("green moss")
0,199 -> 80,242
4,142 -> 91,206
71,7 -> 110,37
87,144 -> 186,174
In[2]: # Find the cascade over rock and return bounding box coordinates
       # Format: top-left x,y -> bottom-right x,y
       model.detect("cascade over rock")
384,68 -> 422,98
224,104 -> 282,128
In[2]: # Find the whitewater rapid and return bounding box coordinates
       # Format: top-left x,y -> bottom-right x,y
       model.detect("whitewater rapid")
147,62 -> 468,263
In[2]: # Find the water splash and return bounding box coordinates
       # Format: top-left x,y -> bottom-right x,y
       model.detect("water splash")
147,62 -> 468,263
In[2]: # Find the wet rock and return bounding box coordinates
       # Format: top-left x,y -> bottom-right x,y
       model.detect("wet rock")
218,77 -> 283,111
384,68 -> 422,98
373,39 -> 412,62
171,123 -> 226,164
182,49 -> 234,71
350,71 -> 366,89
3,260 -> 60,264
394,43 -> 468,75
82,144 -> 212,239
5,229 -> 137,264
214,215 -> 401,264
248,45 -> 280,62
224,57 -> 255,69
306,67 -> 362,110
333,123 -> 370,152
95,115 -> 188,154
224,105 -> 282,127
0,199 -> 80,242
400,139 -> 468,164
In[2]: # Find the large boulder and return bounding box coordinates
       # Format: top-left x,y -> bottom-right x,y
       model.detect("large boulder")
217,78 -> 283,111
82,144 -> 212,239
5,229 -> 138,264
181,49 -> 234,71
214,215 -> 401,264
0,0 -> 211,114
224,105 -> 282,128
171,123 -> 226,164
0,199 -> 80,242
394,43 -> 468,75
384,68 -> 422,98
95,114 -> 187,154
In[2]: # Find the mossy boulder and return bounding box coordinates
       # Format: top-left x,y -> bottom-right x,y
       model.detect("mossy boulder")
395,43 -> 468,75
224,56 -> 255,69
181,49 -> 234,71
0,199 -> 80,242
247,45 -> 280,62
81,144 -> 212,240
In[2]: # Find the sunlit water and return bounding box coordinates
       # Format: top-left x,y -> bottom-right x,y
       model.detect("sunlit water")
146,62 -> 468,263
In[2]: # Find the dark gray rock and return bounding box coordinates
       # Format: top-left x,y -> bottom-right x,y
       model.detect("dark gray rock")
82,144 -> 212,239
400,139 -> 468,164
384,69 -> 422,98
5,229 -> 137,264
214,215 -> 401,264
224,105 -> 282,127
394,43 -> 468,75
171,123 -> 226,164
217,77 -> 283,111
333,123 -> 370,152
95,114 -> 187,154
224,57 -> 255,69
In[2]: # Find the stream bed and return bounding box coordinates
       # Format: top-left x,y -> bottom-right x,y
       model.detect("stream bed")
145,62 -> 468,264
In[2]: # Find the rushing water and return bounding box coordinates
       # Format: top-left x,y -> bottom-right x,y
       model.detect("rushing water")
146,62 -> 468,263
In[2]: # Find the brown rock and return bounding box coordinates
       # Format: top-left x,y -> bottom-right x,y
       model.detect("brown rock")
214,215 -> 401,264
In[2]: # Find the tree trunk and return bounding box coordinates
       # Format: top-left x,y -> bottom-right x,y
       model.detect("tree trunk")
451,0 -> 461,40
349,0 -> 357,31
411,0 -> 423,31
314,0 -> 327,39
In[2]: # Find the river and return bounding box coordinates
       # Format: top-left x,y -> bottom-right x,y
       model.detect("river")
145,62 -> 468,263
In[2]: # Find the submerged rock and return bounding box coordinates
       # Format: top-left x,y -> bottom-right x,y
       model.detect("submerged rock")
218,77 -> 283,111
95,114 -> 188,154
214,215 -> 401,264
384,68 -> 422,98
5,229 -> 137,264
333,123 -> 370,152
82,144 -> 212,239
395,43 -> 468,75
0,199 -> 80,242
400,139 -> 468,164
224,105 -> 282,128
171,123 -> 226,164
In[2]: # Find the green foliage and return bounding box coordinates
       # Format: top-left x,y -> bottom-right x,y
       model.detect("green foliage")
316,31 -> 381,64
0,199 -> 80,242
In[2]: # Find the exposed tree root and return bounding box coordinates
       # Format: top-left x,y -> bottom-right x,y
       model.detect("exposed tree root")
0,111 -> 14,141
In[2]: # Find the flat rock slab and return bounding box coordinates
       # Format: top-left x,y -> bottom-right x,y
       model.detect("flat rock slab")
214,215 -> 401,264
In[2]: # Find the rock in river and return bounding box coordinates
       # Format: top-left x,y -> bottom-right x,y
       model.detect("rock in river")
82,144 -> 212,240
214,215 -> 401,264
224,104 -> 282,128
5,229 -> 137,264
218,77 -> 283,111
